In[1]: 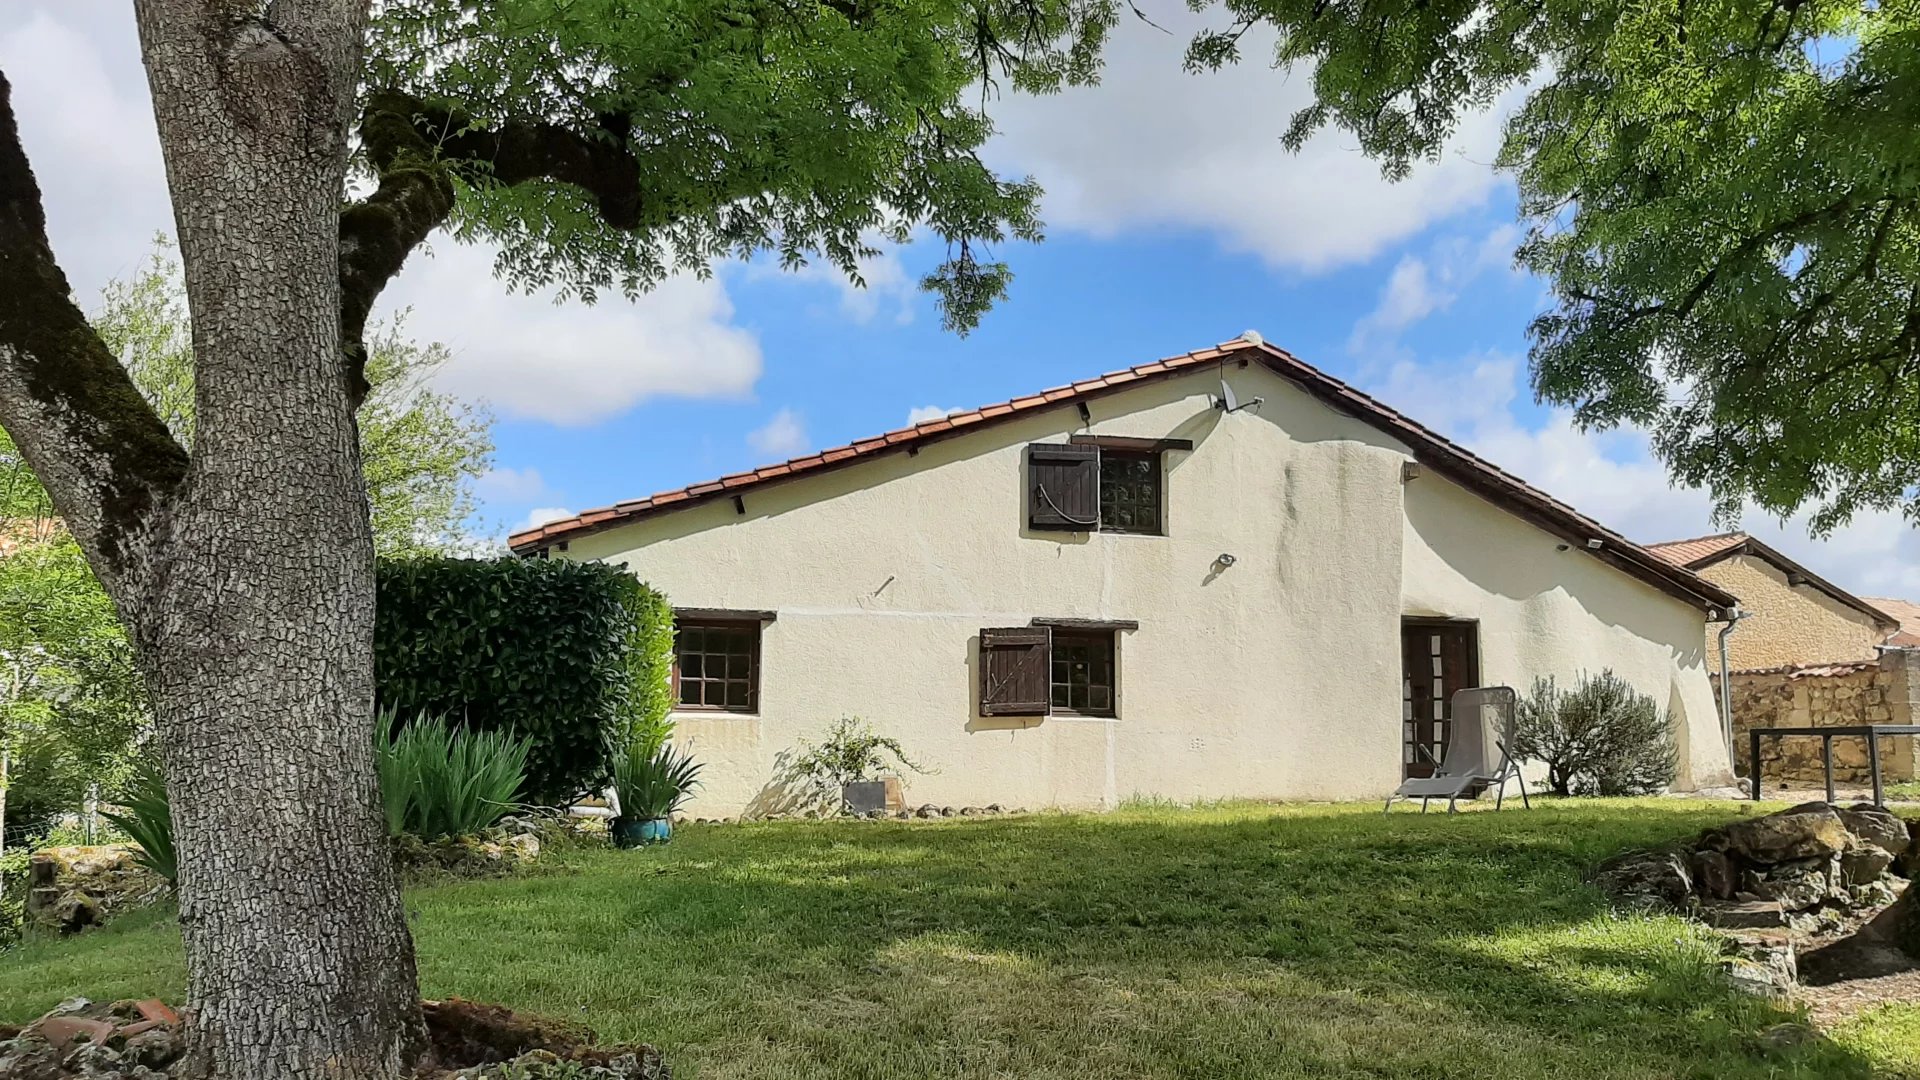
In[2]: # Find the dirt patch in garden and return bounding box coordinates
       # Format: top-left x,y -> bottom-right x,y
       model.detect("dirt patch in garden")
0,996 -> 665,1079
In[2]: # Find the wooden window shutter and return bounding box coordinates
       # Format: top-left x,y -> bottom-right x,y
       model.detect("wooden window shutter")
1027,443 -> 1100,530
979,626 -> 1051,715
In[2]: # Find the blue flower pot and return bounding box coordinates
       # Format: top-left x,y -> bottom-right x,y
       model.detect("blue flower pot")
613,816 -> 673,848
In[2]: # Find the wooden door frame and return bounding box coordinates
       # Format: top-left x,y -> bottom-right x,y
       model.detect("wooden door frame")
1400,617 -> 1482,778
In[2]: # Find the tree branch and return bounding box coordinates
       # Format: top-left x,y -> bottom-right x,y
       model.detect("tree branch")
336,90 -> 647,405
0,69 -> 188,595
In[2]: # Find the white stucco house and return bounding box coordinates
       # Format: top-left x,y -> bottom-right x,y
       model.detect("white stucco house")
510,334 -> 1741,815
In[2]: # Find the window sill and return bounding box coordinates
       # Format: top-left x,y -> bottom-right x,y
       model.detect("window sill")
671,708 -> 760,719
1051,709 -> 1117,720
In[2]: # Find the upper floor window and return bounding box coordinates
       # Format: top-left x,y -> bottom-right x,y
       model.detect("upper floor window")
1026,436 -> 1186,535
1097,450 -> 1161,534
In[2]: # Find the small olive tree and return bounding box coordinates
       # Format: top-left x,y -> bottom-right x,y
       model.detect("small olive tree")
790,717 -> 930,813
1512,671 -> 1677,797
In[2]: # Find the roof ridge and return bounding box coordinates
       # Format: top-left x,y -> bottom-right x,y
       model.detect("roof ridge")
1645,530 -> 1749,550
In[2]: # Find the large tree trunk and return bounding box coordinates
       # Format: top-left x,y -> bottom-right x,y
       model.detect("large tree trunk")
126,4 -> 423,1077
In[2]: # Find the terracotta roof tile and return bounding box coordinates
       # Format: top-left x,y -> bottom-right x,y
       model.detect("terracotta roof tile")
1645,532 -> 1749,568
1647,531 -> 1897,628
507,336 -> 1737,612
1865,596 -> 1920,647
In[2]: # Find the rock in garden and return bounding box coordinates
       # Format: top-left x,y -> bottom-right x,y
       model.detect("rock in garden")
1849,879 -> 1901,911
1723,803 -> 1848,866
1592,849 -> 1693,910
1701,899 -> 1788,930
0,996 -> 189,1080
915,804 -> 939,819
1841,805 -> 1911,858
1840,838 -> 1896,888
1755,1022 -> 1817,1050
1752,858 -> 1835,912
122,1026 -> 185,1069
24,847 -> 165,934
1689,849 -> 1737,901
1719,934 -> 1797,997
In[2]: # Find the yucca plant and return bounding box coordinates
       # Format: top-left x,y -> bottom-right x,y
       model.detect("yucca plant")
611,744 -> 703,821
376,712 -> 532,841
101,759 -> 177,885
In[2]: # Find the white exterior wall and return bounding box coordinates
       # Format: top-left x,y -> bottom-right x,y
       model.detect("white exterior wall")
1400,477 -> 1731,790
565,366 -> 1731,814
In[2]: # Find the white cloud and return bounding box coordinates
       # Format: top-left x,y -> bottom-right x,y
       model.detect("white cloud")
475,466 -> 554,504
1348,223 -> 1523,358
1349,257 -> 1445,355
515,507 -> 576,533
762,245 -> 919,326
1365,353 -> 1920,600
906,405 -> 964,426
384,242 -> 763,425
2,6 -> 172,301
988,14 -> 1519,273
746,408 -> 809,459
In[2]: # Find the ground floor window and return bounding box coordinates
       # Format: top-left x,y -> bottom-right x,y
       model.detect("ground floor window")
674,618 -> 761,713
1050,630 -> 1116,717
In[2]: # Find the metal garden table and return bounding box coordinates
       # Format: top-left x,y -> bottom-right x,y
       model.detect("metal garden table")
1748,724 -> 1920,806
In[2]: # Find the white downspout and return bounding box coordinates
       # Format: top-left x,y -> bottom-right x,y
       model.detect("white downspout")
1716,609 -> 1749,780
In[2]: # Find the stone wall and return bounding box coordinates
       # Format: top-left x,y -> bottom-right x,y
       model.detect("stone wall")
1696,554 -> 1887,670
1719,649 -> 1920,784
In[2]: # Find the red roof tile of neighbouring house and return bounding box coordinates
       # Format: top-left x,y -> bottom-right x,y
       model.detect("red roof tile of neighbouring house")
1864,596 -> 1920,648
1646,531 -> 1897,630
511,335 -> 1739,612
1644,532 -> 1750,568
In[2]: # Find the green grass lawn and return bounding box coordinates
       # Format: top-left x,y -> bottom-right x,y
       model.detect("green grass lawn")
5,800 -> 1919,1078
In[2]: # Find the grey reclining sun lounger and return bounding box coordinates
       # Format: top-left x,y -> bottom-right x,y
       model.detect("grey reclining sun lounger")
1385,686 -> 1530,814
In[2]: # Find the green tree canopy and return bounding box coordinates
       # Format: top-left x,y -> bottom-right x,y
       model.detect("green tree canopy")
93,242 -> 496,557
351,0 -> 1117,338
1191,0 -> 1920,530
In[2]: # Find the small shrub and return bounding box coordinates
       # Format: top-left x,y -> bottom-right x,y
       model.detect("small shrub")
377,712 -> 532,841
610,744 -> 704,821
100,759 -> 176,884
1512,670 -> 1677,796
790,717 -> 930,812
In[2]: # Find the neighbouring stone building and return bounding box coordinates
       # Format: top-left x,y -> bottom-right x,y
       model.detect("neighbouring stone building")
1646,532 -> 1900,671
1648,533 -> 1916,787
1718,650 -> 1920,785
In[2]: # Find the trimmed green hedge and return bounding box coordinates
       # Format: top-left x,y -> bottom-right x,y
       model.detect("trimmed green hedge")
374,557 -> 673,804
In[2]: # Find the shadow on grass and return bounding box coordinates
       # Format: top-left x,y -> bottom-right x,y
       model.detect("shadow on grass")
0,800 -> 1883,1079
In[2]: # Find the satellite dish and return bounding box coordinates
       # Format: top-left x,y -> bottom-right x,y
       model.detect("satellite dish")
1215,377 -> 1265,414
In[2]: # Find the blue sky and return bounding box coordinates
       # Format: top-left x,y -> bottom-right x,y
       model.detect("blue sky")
7,3 -> 1918,599
487,217 -> 1539,525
